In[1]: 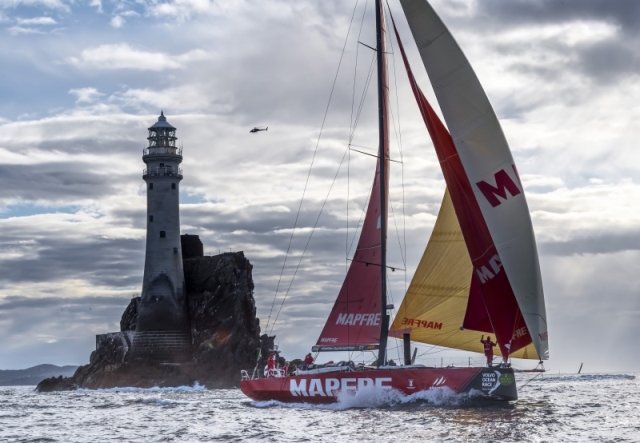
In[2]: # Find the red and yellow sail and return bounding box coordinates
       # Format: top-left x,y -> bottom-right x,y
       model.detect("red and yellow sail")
389,6 -> 546,360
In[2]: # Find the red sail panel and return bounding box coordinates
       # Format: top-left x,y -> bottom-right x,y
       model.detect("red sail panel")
462,273 -> 493,333
315,5 -> 390,351
392,20 -> 532,357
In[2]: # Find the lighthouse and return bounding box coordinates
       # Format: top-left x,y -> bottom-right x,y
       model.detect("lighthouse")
131,111 -> 191,361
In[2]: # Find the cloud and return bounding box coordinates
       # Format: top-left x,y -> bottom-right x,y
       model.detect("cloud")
0,0 -> 68,10
64,44 -> 209,71
6,25 -> 41,34
16,16 -> 56,25
110,15 -> 124,28
69,87 -> 103,104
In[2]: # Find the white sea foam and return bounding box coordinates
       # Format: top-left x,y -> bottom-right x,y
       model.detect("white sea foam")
76,382 -> 205,393
251,386 -> 464,410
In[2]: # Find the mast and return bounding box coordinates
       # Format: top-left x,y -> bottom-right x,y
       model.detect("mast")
376,0 -> 389,367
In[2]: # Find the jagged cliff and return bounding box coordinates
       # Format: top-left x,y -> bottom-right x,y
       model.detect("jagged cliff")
37,251 -> 274,392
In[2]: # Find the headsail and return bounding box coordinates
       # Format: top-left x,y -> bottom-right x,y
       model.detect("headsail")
389,190 -> 538,359
396,0 -> 549,359
313,3 -> 391,353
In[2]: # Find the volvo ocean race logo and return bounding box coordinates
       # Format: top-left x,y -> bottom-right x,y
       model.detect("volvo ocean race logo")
407,379 -> 415,390
481,372 -> 498,391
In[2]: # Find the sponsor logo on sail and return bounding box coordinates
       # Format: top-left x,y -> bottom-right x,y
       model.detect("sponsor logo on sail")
336,313 -> 381,326
475,254 -> 503,284
401,318 -> 443,330
476,166 -> 522,208
320,338 -> 338,343
290,377 -> 392,397
512,326 -> 528,340
539,331 -> 549,341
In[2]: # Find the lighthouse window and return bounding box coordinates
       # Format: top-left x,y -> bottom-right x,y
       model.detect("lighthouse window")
171,183 -> 176,190
160,231 -> 166,238
149,215 -> 153,222
149,183 -> 153,190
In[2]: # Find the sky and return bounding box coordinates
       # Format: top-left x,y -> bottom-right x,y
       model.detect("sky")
0,0 -> 639,374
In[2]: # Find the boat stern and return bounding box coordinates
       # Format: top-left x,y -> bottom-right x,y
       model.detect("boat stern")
463,367 -> 518,401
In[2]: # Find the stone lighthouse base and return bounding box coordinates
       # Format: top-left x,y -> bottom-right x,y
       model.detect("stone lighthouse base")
130,331 -> 192,363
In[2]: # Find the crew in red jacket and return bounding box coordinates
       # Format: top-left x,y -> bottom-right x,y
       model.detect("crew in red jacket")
266,353 -> 276,377
480,335 -> 497,367
302,353 -> 314,370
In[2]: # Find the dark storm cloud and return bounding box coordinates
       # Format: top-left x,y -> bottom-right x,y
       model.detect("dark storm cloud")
464,0 -> 640,83
0,236 -> 144,288
0,162 -> 116,201
475,0 -> 640,31
539,230 -> 640,256
35,138 -> 141,156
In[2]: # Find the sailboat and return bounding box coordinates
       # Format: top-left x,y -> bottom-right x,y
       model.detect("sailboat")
240,0 -> 548,403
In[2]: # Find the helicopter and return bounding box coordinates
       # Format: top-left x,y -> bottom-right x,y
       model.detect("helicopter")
249,126 -> 268,133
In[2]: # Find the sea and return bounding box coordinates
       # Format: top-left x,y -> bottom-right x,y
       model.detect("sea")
1,373 -> 638,442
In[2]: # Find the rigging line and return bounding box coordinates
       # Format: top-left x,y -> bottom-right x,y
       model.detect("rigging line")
265,0 -> 361,332
347,190 -> 371,258
349,52 -> 377,145
350,0 -> 368,136
389,200 -> 406,268
518,371 -> 543,391
269,145 -> 351,335
385,273 -> 402,364
385,1 -> 408,294
347,2 -> 370,357
416,335 -> 481,358
347,126 -> 351,353
349,147 -> 402,163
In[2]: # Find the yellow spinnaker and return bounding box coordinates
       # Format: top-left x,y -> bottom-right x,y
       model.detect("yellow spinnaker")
389,189 -> 538,360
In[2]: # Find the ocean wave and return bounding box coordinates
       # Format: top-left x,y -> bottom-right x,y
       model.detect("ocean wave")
76,382 -> 206,393
250,386 -> 465,410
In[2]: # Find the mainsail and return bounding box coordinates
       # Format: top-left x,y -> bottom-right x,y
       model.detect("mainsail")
313,3 -> 391,353
390,1 -> 548,359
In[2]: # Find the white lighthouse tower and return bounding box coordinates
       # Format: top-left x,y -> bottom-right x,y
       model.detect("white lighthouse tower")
131,111 -> 191,361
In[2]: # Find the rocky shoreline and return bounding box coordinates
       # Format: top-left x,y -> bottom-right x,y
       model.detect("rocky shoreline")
37,250 -> 275,392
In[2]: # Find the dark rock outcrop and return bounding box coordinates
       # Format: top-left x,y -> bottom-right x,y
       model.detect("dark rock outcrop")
120,297 -> 140,332
181,234 -> 204,259
38,251 -> 275,392
35,375 -> 77,392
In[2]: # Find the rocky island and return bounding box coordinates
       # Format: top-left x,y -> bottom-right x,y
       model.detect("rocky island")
37,237 -> 274,392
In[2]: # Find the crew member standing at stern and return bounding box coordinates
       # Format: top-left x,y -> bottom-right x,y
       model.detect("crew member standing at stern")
302,353 -> 314,370
480,335 -> 497,367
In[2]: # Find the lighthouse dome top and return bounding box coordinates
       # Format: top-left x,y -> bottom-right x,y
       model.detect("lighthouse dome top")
148,111 -> 176,131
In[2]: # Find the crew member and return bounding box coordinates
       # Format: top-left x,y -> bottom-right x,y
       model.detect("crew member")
480,335 -> 497,367
266,352 -> 276,377
302,353 -> 314,370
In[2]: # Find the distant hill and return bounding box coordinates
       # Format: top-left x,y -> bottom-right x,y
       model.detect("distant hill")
0,364 -> 78,386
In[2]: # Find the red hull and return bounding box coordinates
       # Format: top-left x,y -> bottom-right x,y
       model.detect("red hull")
241,367 -> 517,404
